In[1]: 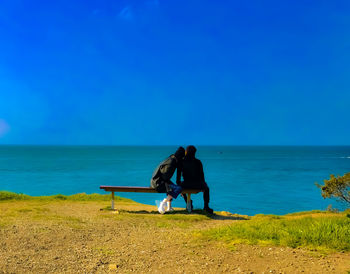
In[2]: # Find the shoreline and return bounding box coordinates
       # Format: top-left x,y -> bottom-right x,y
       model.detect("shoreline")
0,190 -> 348,216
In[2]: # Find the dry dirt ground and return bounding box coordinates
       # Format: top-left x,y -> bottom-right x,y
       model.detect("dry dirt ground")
0,199 -> 349,273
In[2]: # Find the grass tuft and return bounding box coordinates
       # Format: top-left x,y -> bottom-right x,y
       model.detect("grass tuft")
285,210 -> 324,216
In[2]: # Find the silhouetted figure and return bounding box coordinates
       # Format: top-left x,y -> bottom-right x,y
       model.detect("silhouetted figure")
177,145 -> 213,214
151,147 -> 185,214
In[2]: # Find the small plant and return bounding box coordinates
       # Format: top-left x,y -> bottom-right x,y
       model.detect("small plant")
316,173 -> 350,207
345,209 -> 350,218
326,204 -> 339,213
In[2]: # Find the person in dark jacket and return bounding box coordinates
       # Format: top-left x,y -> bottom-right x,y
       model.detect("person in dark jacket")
150,147 -> 185,214
176,145 -> 213,214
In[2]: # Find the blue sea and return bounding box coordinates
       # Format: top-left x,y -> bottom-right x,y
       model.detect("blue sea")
0,145 -> 349,215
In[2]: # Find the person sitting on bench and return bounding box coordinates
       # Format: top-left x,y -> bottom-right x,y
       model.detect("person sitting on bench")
177,145 -> 214,214
150,147 -> 185,214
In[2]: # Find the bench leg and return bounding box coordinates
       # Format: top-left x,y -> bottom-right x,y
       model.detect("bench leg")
186,193 -> 192,213
111,191 -> 115,210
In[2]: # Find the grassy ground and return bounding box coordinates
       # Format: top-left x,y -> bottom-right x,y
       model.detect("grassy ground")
0,190 -> 128,202
1,191 -> 350,273
201,212 -> 350,252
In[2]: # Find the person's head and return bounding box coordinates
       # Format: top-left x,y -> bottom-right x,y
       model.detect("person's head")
185,145 -> 197,159
174,146 -> 185,160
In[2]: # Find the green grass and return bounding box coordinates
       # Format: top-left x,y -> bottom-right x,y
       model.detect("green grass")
285,210 -> 324,216
0,191 -> 131,202
201,213 -> 350,252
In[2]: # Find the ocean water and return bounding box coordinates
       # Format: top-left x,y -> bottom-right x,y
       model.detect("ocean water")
0,145 -> 349,215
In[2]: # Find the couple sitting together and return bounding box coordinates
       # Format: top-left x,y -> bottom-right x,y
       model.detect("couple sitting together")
150,145 -> 213,214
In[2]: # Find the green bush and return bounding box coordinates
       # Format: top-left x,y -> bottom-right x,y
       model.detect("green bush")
0,191 -> 29,201
316,173 -> 350,207
52,194 -> 67,200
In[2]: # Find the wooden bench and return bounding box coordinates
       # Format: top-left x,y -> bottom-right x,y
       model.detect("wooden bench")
99,185 -> 203,213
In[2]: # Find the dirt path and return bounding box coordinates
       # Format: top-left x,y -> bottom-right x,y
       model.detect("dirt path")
0,200 -> 349,273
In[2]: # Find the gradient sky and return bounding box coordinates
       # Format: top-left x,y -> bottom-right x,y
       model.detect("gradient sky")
0,0 -> 349,145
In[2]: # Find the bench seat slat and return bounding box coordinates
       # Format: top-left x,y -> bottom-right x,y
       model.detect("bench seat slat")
100,185 -> 202,194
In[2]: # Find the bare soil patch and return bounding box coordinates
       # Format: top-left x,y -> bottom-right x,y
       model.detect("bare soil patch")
0,200 -> 349,273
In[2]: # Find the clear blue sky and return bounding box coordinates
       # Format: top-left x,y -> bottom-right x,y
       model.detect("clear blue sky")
0,0 -> 349,145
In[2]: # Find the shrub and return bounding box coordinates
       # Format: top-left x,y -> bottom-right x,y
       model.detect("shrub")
316,173 -> 350,207
0,191 -> 29,201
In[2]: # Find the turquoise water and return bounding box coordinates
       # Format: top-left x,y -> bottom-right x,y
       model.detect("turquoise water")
0,145 -> 349,215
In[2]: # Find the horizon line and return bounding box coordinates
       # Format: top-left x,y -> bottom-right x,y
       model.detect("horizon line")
0,144 -> 350,147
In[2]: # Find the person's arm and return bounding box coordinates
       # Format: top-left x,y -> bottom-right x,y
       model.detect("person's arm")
176,163 -> 182,184
198,160 -> 205,182
160,158 -> 176,181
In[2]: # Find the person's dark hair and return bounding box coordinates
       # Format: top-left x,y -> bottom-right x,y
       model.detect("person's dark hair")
174,146 -> 185,160
185,145 -> 197,159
